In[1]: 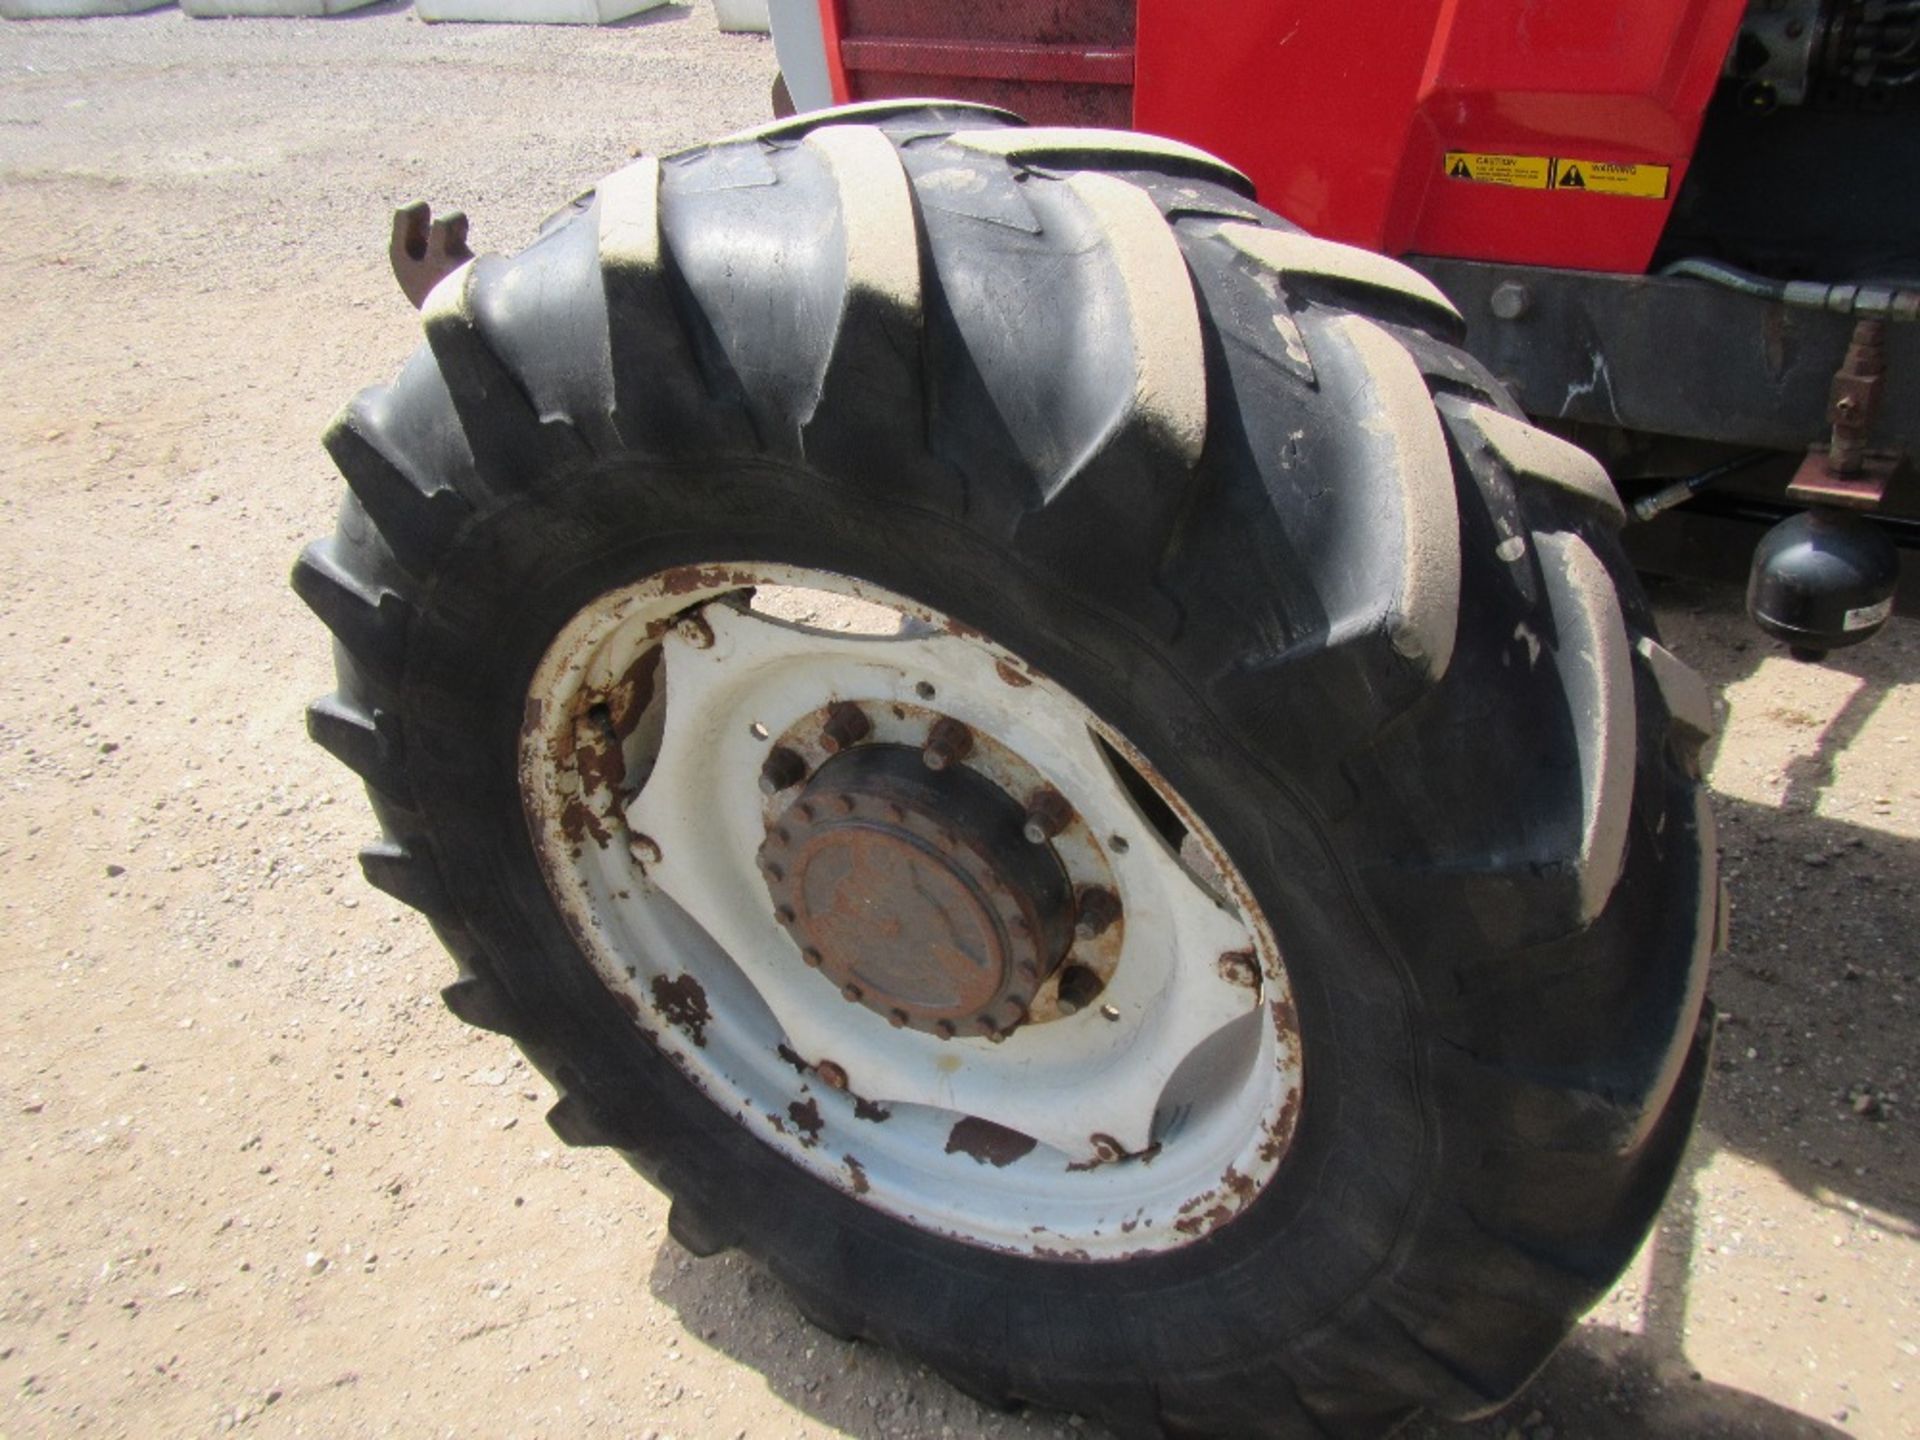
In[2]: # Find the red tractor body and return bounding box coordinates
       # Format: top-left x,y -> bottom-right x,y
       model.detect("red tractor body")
804,0 -> 1916,645
820,0 -> 1749,271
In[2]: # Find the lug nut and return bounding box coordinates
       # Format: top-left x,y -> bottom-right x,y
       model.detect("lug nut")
887,1009 -> 909,1029
1022,789 -> 1072,844
675,612 -> 715,649
933,1020 -> 956,1040
819,702 -> 871,754
759,746 -> 807,795
921,717 -> 974,771
841,982 -> 864,1003
1074,885 -> 1121,940
815,1061 -> 848,1090
801,947 -> 823,969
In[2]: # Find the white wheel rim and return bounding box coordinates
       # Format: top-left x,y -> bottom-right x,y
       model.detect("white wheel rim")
520,563 -> 1303,1258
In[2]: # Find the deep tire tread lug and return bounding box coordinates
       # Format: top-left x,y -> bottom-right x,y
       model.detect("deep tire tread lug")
357,838 -> 451,917
665,1199 -> 739,1258
421,260 -> 590,490
290,537 -> 411,684
545,1091 -> 627,1150
323,389 -> 473,575
305,692 -> 411,806
440,968 -> 521,1037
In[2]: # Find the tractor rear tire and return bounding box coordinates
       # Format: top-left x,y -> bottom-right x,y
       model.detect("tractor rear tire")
294,103 -> 1720,1438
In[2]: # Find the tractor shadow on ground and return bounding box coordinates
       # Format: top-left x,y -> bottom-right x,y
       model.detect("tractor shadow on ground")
650,586 -> 1911,1440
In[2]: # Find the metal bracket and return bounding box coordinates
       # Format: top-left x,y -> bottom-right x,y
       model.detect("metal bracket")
1786,317 -> 1901,510
388,201 -> 474,310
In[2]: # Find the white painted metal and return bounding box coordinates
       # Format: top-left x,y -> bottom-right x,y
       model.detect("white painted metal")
2,0 -> 166,14
714,0 -> 768,33
182,0 -> 377,14
415,0 -> 666,24
766,0 -> 832,111
522,565 -> 1303,1257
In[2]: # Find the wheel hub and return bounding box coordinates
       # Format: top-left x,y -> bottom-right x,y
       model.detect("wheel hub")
759,745 -> 1074,1039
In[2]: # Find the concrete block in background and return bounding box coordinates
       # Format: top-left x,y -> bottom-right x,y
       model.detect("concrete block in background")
416,0 -> 667,22
714,0 -> 767,32
182,0 -> 380,15
3,0 -> 170,16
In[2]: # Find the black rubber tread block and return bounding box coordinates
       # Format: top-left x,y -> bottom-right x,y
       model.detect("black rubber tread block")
464,206 -> 621,459
421,258 -> 590,491
1342,523 -> 1636,951
545,1090 -> 628,1150
1183,299 -> 1466,761
1632,633 -> 1723,766
1384,320 -> 1511,406
305,692 -> 411,807
1453,1012 -> 1713,1278
1437,394 -> 1627,529
948,124 -> 1258,198
793,125 -> 935,491
996,169 -> 1209,630
656,141 -> 849,459
358,837 -> 452,918
780,1280 -> 864,1344
440,967 -> 521,1038
290,536 -> 411,685
665,1199 -> 740,1258
323,386 -> 473,577
1211,218 -> 1466,343
593,155 -> 759,458
926,1360 -> 1025,1417
1423,803 -> 1712,1162
914,159 -> 1206,542
714,98 -> 1022,149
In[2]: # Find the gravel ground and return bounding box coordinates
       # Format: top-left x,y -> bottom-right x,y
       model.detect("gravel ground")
0,9 -> 1914,1438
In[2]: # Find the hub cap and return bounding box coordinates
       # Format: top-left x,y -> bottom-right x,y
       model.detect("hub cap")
761,746 -> 1075,1039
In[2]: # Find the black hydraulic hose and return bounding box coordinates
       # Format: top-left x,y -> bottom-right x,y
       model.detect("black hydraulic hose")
1630,451 -> 1777,525
1659,259 -> 1920,321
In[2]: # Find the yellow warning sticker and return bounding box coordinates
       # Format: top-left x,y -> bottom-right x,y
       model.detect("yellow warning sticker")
1552,158 -> 1670,198
1443,151 -> 1552,190
1443,151 -> 1672,199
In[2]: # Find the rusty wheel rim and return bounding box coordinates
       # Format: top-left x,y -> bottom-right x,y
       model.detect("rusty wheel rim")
519,564 -> 1303,1257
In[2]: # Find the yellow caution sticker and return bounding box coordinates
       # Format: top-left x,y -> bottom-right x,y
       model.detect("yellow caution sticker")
1443,151 -> 1672,199
1443,151 -> 1552,190
1552,158 -> 1670,198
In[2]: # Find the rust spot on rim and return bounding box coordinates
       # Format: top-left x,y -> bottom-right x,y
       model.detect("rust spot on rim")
853,1095 -> 891,1123
1260,1087 -> 1302,1165
605,644 -> 662,739
657,564 -> 758,597
559,796 -> 611,850
788,1097 -> 824,1147
650,973 -> 711,1047
994,659 -> 1032,688
844,1155 -> 870,1195
944,1117 -> 1037,1168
